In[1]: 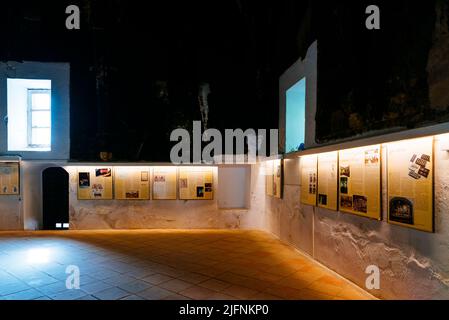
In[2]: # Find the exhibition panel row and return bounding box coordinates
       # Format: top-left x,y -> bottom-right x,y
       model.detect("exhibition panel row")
77,166 -> 214,201
298,136 -> 434,232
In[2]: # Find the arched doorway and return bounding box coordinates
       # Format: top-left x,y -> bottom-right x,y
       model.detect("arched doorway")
42,167 -> 69,230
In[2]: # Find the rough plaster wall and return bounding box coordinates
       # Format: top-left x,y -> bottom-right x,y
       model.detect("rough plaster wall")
262,135 -> 449,299
0,198 -> 21,230
65,166 -> 252,230
239,162 -> 266,230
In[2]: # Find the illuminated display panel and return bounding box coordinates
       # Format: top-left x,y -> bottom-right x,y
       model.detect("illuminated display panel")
179,167 -> 214,200
0,162 -> 20,195
339,145 -> 381,220
317,151 -> 338,211
114,167 -> 150,200
387,137 -> 434,232
300,155 -> 317,206
77,167 -> 113,200
265,161 -> 274,196
273,159 -> 283,199
153,167 -> 177,200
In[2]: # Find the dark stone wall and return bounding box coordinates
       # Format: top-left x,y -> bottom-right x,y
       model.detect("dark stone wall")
311,0 -> 449,143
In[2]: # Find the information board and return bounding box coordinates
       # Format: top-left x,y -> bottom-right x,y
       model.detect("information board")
317,152 -> 338,211
0,162 -> 20,195
339,145 -> 381,220
387,137 -> 434,232
300,155 -> 317,206
153,167 -> 177,200
179,167 -> 214,200
114,167 -> 150,200
78,167 -> 113,200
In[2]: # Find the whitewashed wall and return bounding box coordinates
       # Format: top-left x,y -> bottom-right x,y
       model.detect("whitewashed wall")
258,135 -> 449,300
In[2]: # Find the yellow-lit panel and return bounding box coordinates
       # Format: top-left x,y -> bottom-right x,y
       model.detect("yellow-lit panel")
77,167 -> 113,200
179,167 -> 214,200
387,136 -> 434,232
153,167 -> 177,200
339,145 -> 381,220
317,151 -> 338,211
114,166 -> 150,200
300,155 -> 317,206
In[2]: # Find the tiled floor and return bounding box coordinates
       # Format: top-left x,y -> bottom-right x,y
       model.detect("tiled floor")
0,229 -> 373,300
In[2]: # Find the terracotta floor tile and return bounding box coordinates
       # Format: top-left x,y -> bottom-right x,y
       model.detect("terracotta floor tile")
142,273 -> 174,285
0,230 -> 373,301
198,278 -> 232,292
159,279 -> 194,293
221,285 -> 259,299
179,285 -> 217,300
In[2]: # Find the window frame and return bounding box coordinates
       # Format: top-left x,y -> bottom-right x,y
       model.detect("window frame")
27,88 -> 51,149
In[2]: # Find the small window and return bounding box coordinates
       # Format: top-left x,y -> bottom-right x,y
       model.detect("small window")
7,79 -> 52,152
285,77 -> 306,153
28,89 -> 51,148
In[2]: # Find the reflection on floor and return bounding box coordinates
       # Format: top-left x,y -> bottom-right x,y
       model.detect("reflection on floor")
0,230 -> 373,300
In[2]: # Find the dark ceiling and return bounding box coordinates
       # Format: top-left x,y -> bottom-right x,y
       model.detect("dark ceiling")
1,0 -> 308,161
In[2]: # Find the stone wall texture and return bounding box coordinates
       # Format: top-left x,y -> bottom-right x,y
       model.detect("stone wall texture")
261,135 -> 449,300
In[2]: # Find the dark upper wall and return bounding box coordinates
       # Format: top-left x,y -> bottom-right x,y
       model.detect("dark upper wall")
310,0 -> 449,143
1,0 -> 293,161
2,1 -> 447,159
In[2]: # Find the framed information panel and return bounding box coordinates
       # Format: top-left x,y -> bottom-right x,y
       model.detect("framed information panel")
339,145 -> 381,220
153,167 -> 177,200
265,160 -> 274,196
114,167 -> 150,200
0,162 -> 20,195
387,137 -> 434,232
179,167 -> 214,200
78,167 -> 113,200
273,159 -> 283,199
317,152 -> 338,211
300,155 -> 317,206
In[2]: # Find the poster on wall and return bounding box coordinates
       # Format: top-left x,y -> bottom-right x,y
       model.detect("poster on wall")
179,167 -> 214,200
387,137 -> 434,232
273,159 -> 283,199
338,145 -> 381,220
0,162 -> 20,195
265,160 -> 274,196
153,167 -> 177,200
300,155 -> 317,206
317,152 -> 338,211
78,167 -> 113,200
114,167 -> 150,200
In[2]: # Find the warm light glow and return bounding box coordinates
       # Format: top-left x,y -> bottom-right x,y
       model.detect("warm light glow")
438,133 -> 449,151
26,248 -> 51,264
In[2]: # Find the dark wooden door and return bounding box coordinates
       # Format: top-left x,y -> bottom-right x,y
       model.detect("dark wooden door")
42,167 -> 69,230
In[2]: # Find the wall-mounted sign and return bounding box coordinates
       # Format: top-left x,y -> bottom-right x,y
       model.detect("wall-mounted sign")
179,167 -> 214,200
387,137 -> 434,232
0,162 -> 20,195
273,159 -> 283,199
265,161 -> 274,197
300,155 -> 317,206
114,167 -> 150,200
153,167 -> 177,200
317,152 -> 338,211
339,145 -> 381,220
78,167 -> 113,200
265,160 -> 283,198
